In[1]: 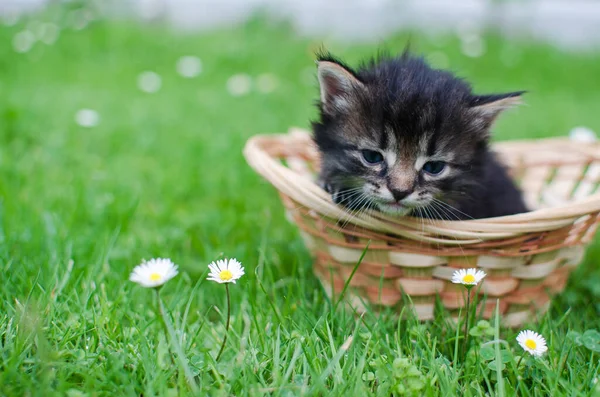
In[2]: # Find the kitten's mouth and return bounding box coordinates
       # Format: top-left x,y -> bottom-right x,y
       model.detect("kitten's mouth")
375,201 -> 412,215
382,202 -> 404,208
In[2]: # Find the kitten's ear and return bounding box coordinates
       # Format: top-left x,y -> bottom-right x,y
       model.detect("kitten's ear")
468,91 -> 525,127
317,61 -> 364,114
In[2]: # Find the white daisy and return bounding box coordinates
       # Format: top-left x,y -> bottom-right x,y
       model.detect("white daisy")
137,71 -> 162,93
517,330 -> 548,357
75,108 -> 100,128
13,30 -> 35,53
569,126 -> 596,143
255,73 -> 279,93
176,56 -> 202,78
226,74 -> 251,97
130,258 -> 178,288
207,258 -> 245,284
451,268 -> 486,286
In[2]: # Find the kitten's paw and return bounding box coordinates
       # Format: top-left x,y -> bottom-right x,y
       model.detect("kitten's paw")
319,179 -> 334,194
317,178 -> 340,204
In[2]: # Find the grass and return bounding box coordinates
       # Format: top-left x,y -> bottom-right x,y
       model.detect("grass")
1,9 -> 600,396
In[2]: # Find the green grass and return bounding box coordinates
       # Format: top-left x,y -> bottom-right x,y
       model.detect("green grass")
1,12 -> 600,396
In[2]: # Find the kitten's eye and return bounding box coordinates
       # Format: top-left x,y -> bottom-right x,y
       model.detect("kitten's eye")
361,150 -> 384,165
422,161 -> 446,175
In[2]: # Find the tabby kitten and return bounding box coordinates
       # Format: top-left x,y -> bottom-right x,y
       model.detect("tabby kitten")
313,51 -> 528,220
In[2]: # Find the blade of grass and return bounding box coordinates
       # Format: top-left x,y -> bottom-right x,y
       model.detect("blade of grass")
156,290 -> 199,392
333,241 -> 370,311
493,299 -> 505,397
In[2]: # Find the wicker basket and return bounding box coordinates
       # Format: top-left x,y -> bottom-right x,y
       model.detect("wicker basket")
243,128 -> 600,326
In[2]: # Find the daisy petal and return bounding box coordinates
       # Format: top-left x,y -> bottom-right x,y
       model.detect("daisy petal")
129,258 -> 179,288
517,329 -> 548,357
451,268 -> 486,286
206,258 -> 245,284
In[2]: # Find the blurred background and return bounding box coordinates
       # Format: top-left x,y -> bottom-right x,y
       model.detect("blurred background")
4,0 -> 600,48
1,0 -> 600,302
3,3 -> 600,393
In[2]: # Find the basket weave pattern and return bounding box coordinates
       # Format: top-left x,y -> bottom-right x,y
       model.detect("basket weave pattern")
244,128 -> 600,326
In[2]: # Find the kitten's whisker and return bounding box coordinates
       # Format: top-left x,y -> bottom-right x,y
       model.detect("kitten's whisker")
432,202 -> 460,222
339,199 -> 361,228
349,194 -> 375,226
415,207 -> 426,234
419,206 -> 435,249
345,200 -> 369,229
425,206 -> 444,250
433,201 -> 463,226
416,207 -> 428,250
340,188 -> 368,199
427,202 -> 467,258
335,187 -> 368,204
338,186 -> 366,193
339,192 -> 369,228
351,194 -> 374,224
426,200 -> 449,221
339,190 -> 369,212
436,198 -> 469,219
429,202 -> 454,222
426,203 -> 444,222
431,198 -> 474,221
315,182 -> 373,230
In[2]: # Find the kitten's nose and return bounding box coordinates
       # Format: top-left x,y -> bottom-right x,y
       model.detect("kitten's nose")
390,189 -> 412,202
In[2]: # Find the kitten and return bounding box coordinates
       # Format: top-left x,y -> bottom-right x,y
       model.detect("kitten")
312,51 -> 528,220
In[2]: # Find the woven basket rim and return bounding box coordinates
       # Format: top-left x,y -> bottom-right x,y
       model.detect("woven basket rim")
243,128 -> 600,243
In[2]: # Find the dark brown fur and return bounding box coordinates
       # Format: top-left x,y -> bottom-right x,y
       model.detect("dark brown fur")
312,51 -> 528,220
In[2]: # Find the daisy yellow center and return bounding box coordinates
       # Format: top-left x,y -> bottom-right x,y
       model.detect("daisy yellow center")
525,339 -> 537,350
462,274 -> 475,283
149,273 -> 162,281
219,269 -> 233,281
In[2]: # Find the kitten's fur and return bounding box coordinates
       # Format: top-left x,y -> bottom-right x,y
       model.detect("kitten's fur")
312,51 -> 528,220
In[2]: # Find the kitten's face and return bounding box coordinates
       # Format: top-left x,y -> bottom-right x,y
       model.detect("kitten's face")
318,98 -> 477,217
321,118 -> 469,216
313,55 -> 521,217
